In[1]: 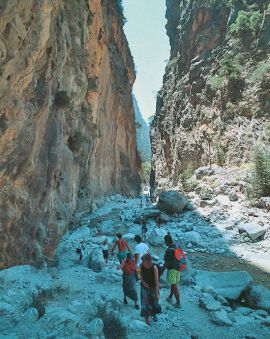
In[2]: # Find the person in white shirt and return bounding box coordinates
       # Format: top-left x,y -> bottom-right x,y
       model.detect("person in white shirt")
134,235 -> 149,279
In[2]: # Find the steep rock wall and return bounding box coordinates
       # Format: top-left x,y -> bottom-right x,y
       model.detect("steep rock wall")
151,0 -> 270,189
0,0 -> 140,268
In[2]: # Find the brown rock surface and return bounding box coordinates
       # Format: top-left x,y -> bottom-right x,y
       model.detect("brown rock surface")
0,0 -> 140,268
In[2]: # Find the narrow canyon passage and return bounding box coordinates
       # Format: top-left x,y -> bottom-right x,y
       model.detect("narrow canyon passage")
0,1 -> 270,338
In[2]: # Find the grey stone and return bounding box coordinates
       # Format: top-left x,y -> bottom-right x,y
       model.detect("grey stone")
194,167 -> 214,180
23,307 -> 39,322
235,306 -> 253,316
195,270 -> 253,300
157,190 -> 187,214
238,223 -> 267,241
142,208 -> 161,218
211,309 -> 232,326
255,309 -> 268,318
86,318 -> 104,337
148,228 -> 167,246
246,285 -> 270,311
229,192 -> 239,202
87,249 -> 105,272
184,231 -> 201,245
0,302 -> 16,315
199,293 -> 221,311
129,319 -> 150,332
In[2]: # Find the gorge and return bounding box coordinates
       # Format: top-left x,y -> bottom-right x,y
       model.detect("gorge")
0,1 -> 270,338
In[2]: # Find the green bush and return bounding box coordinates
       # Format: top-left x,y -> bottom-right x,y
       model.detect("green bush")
250,61 -> 270,82
230,10 -> 262,36
220,54 -> 244,80
142,161 -> 151,185
180,164 -> 197,192
215,142 -> 227,166
208,75 -> 224,90
250,147 -> 270,198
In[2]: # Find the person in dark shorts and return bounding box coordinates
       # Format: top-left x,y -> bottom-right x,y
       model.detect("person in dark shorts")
101,239 -> 109,263
141,220 -> 148,241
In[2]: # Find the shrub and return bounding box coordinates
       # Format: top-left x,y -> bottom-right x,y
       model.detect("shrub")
54,91 -> 70,108
142,161 -> 151,185
208,75 -> 224,90
230,10 -> 262,36
180,163 -> 197,192
68,129 -> 86,152
250,61 -> 270,82
215,142 -> 227,166
249,147 -> 270,198
220,54 -> 244,80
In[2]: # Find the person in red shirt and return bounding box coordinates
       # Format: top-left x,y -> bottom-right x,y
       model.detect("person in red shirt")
111,233 -> 132,263
117,253 -> 139,309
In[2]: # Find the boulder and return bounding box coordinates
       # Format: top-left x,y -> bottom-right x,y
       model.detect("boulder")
148,228 -> 167,246
142,208 -> 161,218
123,233 -> 135,241
229,192 -> 239,202
235,306 -> 253,316
69,226 -> 91,241
211,309 -> 232,326
23,308 -> 39,322
257,197 -> 270,210
129,319 -> 149,332
216,195 -> 230,208
195,270 -> 253,300
246,285 -> 270,311
255,309 -> 268,318
157,190 -> 187,214
0,302 -> 16,315
87,249 -> 105,272
199,293 -> 222,311
86,318 -> 104,337
238,223 -> 267,241
194,166 -> 214,180
184,231 -> 201,245
200,188 -> 213,201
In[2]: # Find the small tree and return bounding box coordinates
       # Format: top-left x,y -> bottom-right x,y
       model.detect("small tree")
142,161 -> 151,185
200,125 -> 214,168
251,147 -> 270,198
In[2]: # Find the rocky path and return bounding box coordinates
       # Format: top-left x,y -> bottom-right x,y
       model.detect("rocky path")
1,194 -> 270,338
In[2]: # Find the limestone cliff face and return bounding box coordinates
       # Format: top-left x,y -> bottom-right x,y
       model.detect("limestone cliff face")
151,0 -> 270,189
0,0 -> 140,268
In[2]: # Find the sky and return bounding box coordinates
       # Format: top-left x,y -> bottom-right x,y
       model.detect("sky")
123,0 -> 170,122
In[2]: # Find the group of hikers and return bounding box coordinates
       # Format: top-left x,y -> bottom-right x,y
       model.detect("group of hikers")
110,232 -> 182,326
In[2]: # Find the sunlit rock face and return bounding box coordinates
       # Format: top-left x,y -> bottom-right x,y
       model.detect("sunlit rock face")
0,0 -> 141,268
151,0 -> 270,188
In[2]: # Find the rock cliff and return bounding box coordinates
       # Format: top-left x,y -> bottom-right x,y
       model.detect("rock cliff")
151,0 -> 270,188
133,95 -> 151,162
0,0 -> 140,268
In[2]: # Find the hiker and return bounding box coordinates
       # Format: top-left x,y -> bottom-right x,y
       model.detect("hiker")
156,216 -> 162,228
101,239 -> 109,263
164,233 -> 181,308
140,253 -> 160,325
134,235 -> 149,279
111,233 -> 132,263
141,219 -> 147,241
117,253 -> 139,309
75,240 -> 85,262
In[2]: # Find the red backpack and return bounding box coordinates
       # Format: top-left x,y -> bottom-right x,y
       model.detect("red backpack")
170,246 -> 187,271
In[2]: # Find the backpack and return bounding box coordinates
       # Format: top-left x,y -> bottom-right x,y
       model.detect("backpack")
169,246 -> 187,271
